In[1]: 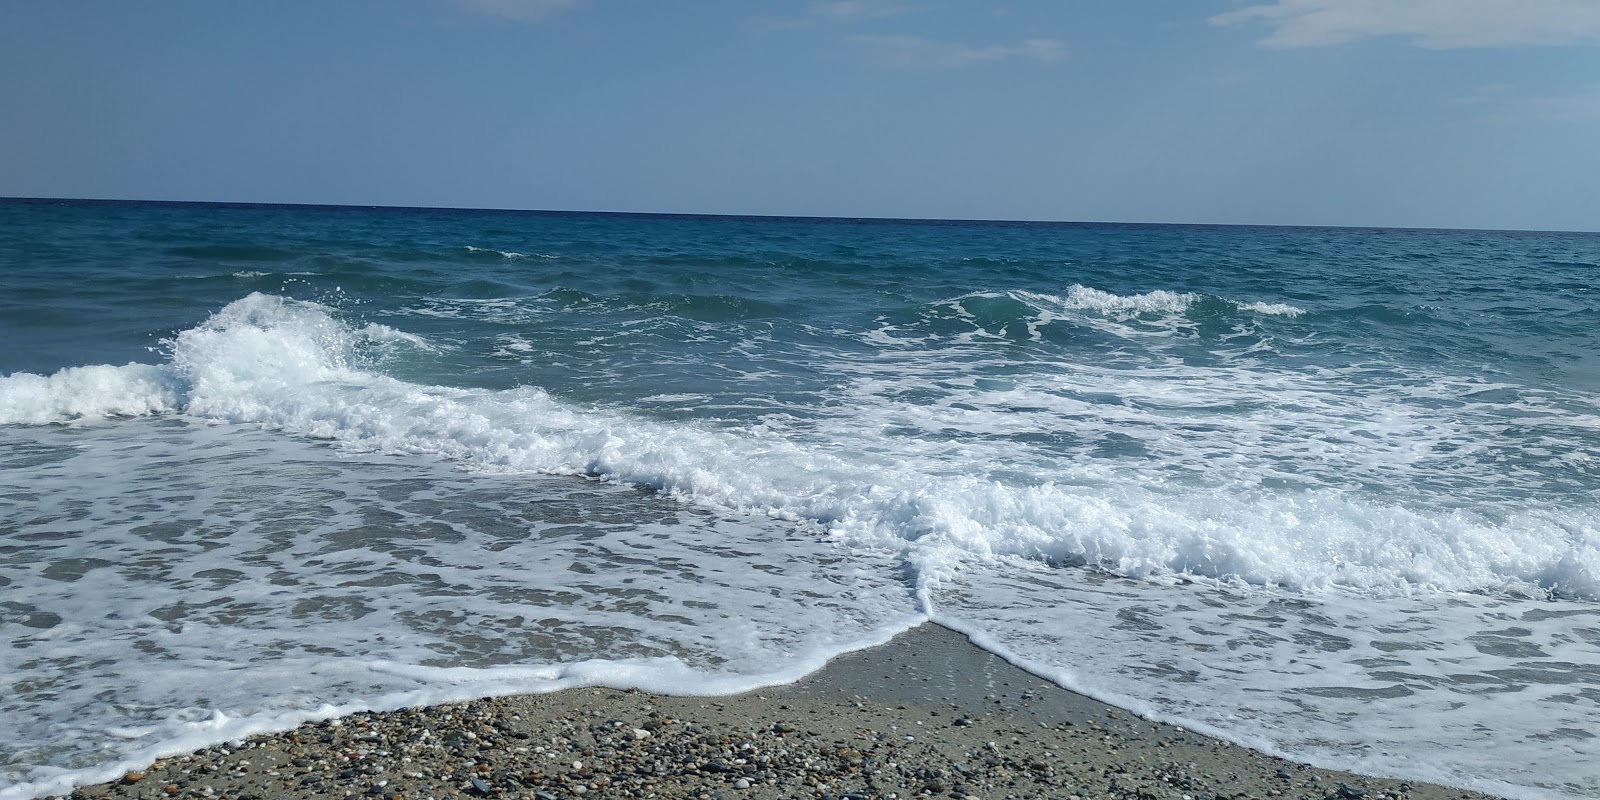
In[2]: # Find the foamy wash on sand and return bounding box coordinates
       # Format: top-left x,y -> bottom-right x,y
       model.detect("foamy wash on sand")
1,200 -> 1597,800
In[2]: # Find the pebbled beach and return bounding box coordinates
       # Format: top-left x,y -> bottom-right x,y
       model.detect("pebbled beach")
62,624 -> 1503,800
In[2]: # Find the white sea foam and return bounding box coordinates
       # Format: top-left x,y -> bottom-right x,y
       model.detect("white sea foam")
882,287 -> 1304,348
464,244 -> 526,258
0,364 -> 182,423
0,419 -> 922,798
394,297 -> 547,323
463,245 -> 557,259
1056,284 -> 1197,314
3,293 -> 1595,599
353,321 -> 440,351
1035,286 -> 1304,318
1238,299 -> 1305,316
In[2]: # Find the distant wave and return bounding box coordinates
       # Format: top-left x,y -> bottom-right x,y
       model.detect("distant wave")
862,286 -> 1306,348
1051,285 -> 1198,314
463,245 -> 558,260
937,286 -> 1305,324
1047,285 -> 1304,317
1236,300 -> 1304,316
395,288 -> 791,323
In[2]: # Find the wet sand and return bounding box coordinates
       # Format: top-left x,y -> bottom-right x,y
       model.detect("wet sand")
64,623 -> 1503,800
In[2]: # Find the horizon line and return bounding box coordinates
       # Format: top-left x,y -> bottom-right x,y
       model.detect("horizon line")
2,195 -> 1594,236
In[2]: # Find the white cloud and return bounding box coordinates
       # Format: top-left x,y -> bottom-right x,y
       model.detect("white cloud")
458,0 -> 582,24
851,34 -> 1065,68
1211,0 -> 1600,48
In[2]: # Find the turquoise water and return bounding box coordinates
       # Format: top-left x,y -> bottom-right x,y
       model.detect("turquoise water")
2,199 -> 1598,799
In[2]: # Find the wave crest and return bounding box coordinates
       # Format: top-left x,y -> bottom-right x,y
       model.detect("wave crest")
1055,285 -> 1198,315
0,364 -> 182,424
1044,285 -> 1304,317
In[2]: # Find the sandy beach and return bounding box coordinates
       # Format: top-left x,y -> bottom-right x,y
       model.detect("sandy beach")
60,624 -> 1503,800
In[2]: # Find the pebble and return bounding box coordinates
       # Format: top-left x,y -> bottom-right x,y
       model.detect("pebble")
46,691 -> 1505,800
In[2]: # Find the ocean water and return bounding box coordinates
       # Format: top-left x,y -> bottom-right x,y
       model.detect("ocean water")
2,199 -> 1598,800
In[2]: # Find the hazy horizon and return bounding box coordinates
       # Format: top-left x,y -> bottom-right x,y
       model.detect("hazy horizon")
3,1 -> 1597,233
6,194 -> 1598,234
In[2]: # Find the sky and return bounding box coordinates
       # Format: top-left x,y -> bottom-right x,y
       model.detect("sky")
2,0 -> 1598,231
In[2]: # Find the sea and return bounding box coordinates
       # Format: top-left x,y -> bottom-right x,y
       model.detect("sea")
2,199 -> 1597,800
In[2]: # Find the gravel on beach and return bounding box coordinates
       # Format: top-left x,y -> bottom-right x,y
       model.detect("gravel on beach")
59,625 -> 1505,800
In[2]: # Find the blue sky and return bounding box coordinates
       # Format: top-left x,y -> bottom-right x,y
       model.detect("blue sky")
2,1 -> 1597,230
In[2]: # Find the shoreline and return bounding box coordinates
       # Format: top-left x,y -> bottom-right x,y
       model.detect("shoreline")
49,622 -> 1507,800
